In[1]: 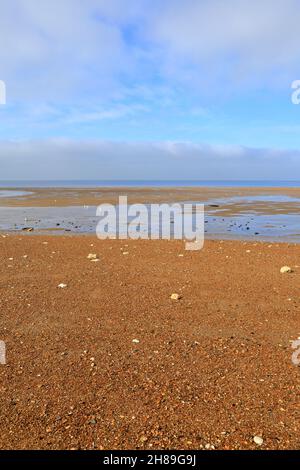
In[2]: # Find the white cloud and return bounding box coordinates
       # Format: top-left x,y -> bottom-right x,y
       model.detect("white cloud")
0,139 -> 299,180
149,0 -> 300,90
1,0 -> 300,104
0,0 -> 141,102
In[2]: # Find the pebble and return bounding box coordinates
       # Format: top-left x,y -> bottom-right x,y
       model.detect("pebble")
171,293 -> 182,301
205,443 -> 215,449
253,435 -> 264,446
58,283 -> 68,289
280,266 -> 293,274
87,253 -> 99,260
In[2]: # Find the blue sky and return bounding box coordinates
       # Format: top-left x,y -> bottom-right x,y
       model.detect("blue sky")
1,0 -> 300,180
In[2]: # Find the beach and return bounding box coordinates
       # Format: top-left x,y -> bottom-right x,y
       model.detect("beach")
0,233 -> 299,449
1,185 -> 300,242
3,0 -> 300,458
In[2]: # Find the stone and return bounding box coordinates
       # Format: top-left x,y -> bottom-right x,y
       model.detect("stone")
58,283 -> 68,289
171,293 -> 182,301
280,266 -> 293,274
87,253 -> 99,260
253,436 -> 263,446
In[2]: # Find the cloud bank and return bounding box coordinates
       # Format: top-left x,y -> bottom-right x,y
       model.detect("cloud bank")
0,139 -> 298,180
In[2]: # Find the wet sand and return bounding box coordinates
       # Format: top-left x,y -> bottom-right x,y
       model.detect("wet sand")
0,235 -> 299,450
2,186 -> 300,214
1,186 -> 300,242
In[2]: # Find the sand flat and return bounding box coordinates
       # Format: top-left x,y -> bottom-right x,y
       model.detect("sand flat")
1,185 -> 300,210
2,186 -> 300,241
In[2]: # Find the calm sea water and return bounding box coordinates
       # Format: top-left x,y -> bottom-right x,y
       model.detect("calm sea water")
0,190 -> 33,198
0,180 -> 300,188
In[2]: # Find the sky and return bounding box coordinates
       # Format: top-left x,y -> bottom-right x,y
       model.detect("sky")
1,0 -> 300,180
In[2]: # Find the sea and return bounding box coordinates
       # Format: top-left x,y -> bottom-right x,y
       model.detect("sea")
0,180 -> 300,188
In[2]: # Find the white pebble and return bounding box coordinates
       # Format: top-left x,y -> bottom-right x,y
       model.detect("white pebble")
253,436 -> 263,446
280,266 -> 292,274
58,283 -> 68,289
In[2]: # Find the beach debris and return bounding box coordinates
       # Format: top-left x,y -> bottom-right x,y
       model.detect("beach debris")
280,266 -> 293,274
171,293 -> 182,301
205,443 -> 215,450
87,253 -> 99,260
132,339 -> 140,344
123,252 -> 129,255
22,227 -> 34,232
58,283 -> 68,289
253,436 -> 264,446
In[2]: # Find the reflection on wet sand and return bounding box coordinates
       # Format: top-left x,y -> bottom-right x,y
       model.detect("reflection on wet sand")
0,187 -> 300,242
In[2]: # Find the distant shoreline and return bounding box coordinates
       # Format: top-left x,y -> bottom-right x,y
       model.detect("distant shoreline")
1,180 -> 300,189
1,185 -> 300,206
